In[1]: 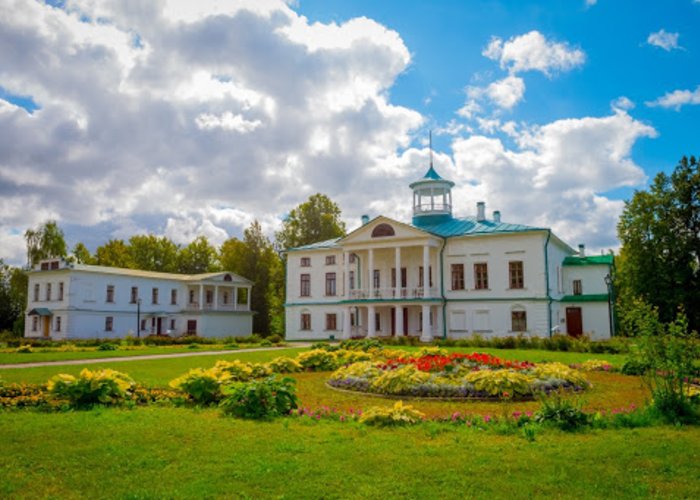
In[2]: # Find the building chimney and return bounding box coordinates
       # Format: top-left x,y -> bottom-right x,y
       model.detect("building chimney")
476,201 -> 486,222
578,244 -> 585,257
493,210 -> 501,223
361,214 -> 370,226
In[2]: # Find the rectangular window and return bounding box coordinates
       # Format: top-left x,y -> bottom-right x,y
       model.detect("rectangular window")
418,267 -> 433,288
300,313 -> 311,331
512,311 -> 527,332
326,313 -> 337,331
105,316 -> 113,332
58,282 -> 64,301
451,264 -> 465,290
105,285 -> 114,303
349,254 -> 356,263
509,261 -> 524,289
474,263 -> 489,290
474,310 -> 490,331
206,290 -> 213,304
171,289 -> 177,305
169,319 -> 176,330
41,262 -> 49,271
55,316 -> 61,332
300,274 -> 311,297
130,287 -> 138,304
349,270 -> 355,290
223,291 -> 229,304
300,257 -> 311,267
187,320 -> 197,335
32,316 -> 38,331
50,261 -> 59,270
141,319 -> 146,332
325,255 -> 336,265
46,283 -> 52,301
375,312 -> 381,332
189,289 -> 195,304
152,287 -> 159,304
325,273 -> 337,296
573,279 -> 583,295
373,269 -> 380,289
34,283 -> 40,302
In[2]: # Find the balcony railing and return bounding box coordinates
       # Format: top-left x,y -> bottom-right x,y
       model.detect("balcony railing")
185,302 -> 250,312
348,287 -> 439,300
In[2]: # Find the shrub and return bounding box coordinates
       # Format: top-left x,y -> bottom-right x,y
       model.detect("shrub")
220,376 -> 298,419
16,344 -> 33,353
335,349 -> 373,366
267,357 -> 302,373
260,340 -> 272,347
0,382 -> 51,409
531,362 -> 588,388
359,401 -> 425,426
535,392 -> 590,431
370,365 -> 430,395
578,359 -> 613,372
297,349 -> 339,371
463,369 -> 534,398
224,342 -> 240,350
330,361 -> 381,382
268,334 -> 283,344
47,369 -> 135,408
620,358 -> 650,376
213,360 -> 254,381
169,368 -> 230,405
97,343 -> 118,351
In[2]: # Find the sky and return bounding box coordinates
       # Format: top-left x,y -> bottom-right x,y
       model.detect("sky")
1,0 -> 699,266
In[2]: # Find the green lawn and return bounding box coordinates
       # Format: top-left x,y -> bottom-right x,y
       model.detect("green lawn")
1,407 -> 699,498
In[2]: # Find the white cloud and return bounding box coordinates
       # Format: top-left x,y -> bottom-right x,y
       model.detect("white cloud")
195,112 -> 262,132
646,85 -> 700,110
585,0 -> 598,6
484,76 -> 525,109
611,96 -> 635,112
647,29 -> 681,51
483,30 -> 585,76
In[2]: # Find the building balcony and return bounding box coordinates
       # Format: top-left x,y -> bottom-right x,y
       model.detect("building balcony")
184,302 -> 250,312
347,287 -> 439,301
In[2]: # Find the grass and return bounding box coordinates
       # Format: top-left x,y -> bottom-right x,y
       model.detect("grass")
1,407 -> 699,498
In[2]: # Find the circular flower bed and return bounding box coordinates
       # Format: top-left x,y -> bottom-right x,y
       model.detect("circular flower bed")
327,352 -> 589,400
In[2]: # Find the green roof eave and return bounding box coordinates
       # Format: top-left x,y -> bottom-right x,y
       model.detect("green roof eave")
286,237 -> 342,252
28,308 -> 52,316
563,255 -> 614,266
560,294 -> 610,303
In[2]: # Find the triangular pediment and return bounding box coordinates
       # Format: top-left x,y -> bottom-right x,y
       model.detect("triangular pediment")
339,216 -> 439,247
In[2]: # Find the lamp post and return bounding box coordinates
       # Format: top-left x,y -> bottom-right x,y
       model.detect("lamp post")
604,274 -> 614,337
136,298 -> 142,339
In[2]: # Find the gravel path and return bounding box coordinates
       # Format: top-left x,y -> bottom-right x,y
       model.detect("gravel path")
0,343 -> 313,370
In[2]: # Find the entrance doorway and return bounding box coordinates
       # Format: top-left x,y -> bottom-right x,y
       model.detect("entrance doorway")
42,317 -> 50,338
390,308 -> 409,336
566,307 -> 583,337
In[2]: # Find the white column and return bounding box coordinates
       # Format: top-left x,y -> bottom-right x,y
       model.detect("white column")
233,287 -> 238,311
436,305 -> 443,340
344,251 -> 351,299
343,307 -> 352,340
395,247 -> 401,296
421,305 -> 432,342
367,305 -> 376,338
199,284 -> 203,311
368,248 -> 374,297
396,305 -> 403,337
214,285 -> 219,310
423,245 -> 430,298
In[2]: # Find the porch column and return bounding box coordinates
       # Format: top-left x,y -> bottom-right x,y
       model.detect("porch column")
395,247 -> 401,296
343,306 -> 352,339
344,251 -> 351,299
423,245 -> 430,298
395,305 -> 403,337
436,305 -> 443,340
367,305 -> 376,338
233,287 -> 238,311
214,285 -> 219,310
368,248 -> 374,297
420,305 -> 432,342
199,284 -> 204,311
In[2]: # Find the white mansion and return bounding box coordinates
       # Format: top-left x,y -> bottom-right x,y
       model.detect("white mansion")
284,165 -> 614,342
25,260 -> 254,339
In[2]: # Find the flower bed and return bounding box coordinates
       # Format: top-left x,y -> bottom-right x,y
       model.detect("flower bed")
328,352 -> 588,400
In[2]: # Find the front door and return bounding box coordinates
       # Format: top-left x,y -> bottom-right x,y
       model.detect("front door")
42,317 -> 50,338
566,307 -> 583,337
157,317 -> 163,335
390,308 -> 410,336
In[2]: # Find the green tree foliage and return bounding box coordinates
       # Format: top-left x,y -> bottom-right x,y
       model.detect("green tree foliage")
71,242 -> 95,264
128,235 -> 179,272
24,220 -> 67,267
617,155 -> 700,333
220,221 -> 284,335
0,260 -> 28,336
178,236 -> 220,274
95,239 -> 132,268
275,193 -> 347,250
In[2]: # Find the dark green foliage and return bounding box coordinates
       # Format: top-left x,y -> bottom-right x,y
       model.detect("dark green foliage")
620,358 -> 651,376
97,343 -> 118,351
24,220 -> 67,267
177,236 -> 220,273
219,376 -> 298,420
274,193 -> 347,251
535,393 -> 590,431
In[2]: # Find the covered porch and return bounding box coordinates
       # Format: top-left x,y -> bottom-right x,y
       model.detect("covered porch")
341,302 -> 442,342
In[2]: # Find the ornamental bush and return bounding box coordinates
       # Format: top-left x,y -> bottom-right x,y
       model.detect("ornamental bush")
535,392 -> 590,431
48,369 -> 135,408
359,401 -> 425,426
266,356 -> 302,373
370,365 -> 430,395
297,349 -> 339,371
220,376 -> 298,420
213,360 -> 255,381
531,362 -> 588,388
463,369 -> 534,398
169,367 -> 230,405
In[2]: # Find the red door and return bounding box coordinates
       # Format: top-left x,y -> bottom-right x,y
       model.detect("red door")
566,307 -> 583,338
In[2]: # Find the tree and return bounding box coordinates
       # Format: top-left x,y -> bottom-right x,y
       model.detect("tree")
72,242 -> 95,264
0,260 -> 28,336
128,235 -> 179,272
220,221 -> 284,335
275,193 -> 347,250
24,220 -> 67,267
95,239 -> 132,268
617,155 -> 700,332
178,236 -> 220,274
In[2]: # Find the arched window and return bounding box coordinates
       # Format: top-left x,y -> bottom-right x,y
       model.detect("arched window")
224,274 -> 232,282
371,223 -> 395,238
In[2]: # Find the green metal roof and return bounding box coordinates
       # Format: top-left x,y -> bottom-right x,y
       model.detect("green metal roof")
563,255 -> 614,266
560,294 -> 610,302
414,216 -> 545,238
287,237 -> 342,252
409,166 -> 455,189
28,308 -> 52,316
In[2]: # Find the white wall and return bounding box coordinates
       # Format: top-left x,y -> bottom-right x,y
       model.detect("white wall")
559,302 -> 611,340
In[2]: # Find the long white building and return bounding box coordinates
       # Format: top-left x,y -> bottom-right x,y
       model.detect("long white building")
24,259 -> 254,339
284,165 -> 614,342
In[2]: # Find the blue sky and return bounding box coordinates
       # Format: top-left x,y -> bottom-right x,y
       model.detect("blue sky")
0,0 -> 698,265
